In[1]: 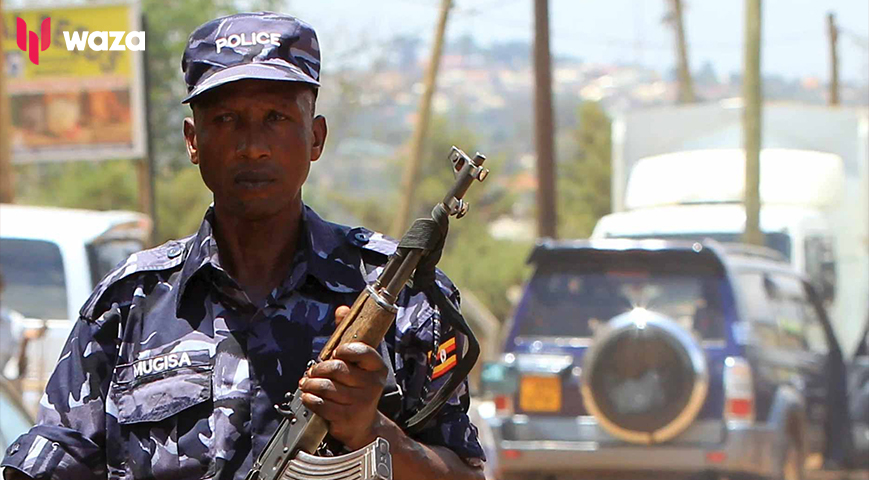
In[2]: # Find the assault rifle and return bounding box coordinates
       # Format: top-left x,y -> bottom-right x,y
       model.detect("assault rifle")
246,147 -> 489,480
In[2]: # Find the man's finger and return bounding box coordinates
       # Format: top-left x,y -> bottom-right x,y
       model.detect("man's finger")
334,305 -> 350,326
332,342 -> 387,373
308,359 -> 370,388
299,377 -> 353,405
300,392 -> 354,424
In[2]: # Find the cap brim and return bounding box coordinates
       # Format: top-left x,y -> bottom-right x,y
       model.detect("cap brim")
181,62 -> 320,104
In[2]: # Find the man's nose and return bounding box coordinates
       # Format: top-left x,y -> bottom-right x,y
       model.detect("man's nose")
236,125 -> 271,160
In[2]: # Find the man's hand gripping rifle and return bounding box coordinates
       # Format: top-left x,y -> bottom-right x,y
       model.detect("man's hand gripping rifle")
246,147 -> 489,480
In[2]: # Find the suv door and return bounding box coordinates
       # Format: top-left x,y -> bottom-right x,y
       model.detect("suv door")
734,270 -> 837,456
768,273 -> 837,456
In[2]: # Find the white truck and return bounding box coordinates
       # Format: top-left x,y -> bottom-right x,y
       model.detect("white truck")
591,102 -> 869,355
0,204 -> 151,413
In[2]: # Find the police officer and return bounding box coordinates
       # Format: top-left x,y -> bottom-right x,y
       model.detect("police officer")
1,12 -> 484,480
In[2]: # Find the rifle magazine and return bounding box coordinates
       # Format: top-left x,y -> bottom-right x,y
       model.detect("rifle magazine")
280,437 -> 392,480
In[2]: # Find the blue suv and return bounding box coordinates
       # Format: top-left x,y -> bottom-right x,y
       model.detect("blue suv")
475,239 -> 857,480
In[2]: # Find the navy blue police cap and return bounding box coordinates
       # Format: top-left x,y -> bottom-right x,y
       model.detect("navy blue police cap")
181,12 -> 320,104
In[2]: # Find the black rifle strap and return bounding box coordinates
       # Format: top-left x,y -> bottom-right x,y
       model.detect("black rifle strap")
403,282 -> 480,434
395,218 -> 481,435
377,337 -> 403,421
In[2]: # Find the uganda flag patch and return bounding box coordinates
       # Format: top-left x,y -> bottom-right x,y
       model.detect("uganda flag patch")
430,335 -> 458,380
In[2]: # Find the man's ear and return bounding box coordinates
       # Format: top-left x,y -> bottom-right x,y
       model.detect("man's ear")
311,115 -> 327,162
183,117 -> 199,165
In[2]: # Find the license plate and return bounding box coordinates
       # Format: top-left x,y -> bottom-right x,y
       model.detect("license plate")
519,375 -> 561,412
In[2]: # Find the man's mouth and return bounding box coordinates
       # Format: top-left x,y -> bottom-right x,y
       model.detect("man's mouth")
234,171 -> 275,189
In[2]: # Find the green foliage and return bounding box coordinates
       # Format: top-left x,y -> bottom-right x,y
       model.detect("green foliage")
14,161 -> 138,212
410,116 -> 533,321
438,219 -> 532,322
308,115 -> 532,321
305,188 -> 395,234
154,166 -> 213,242
558,101 -> 612,238
412,116 -> 481,220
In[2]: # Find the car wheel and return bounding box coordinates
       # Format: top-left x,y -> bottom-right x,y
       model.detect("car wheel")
777,435 -> 804,480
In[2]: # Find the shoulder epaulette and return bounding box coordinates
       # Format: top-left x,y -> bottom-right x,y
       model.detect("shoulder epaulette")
347,227 -> 398,257
79,235 -> 194,321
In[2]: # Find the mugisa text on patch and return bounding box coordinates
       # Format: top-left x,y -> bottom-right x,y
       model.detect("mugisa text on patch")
132,351 -> 193,378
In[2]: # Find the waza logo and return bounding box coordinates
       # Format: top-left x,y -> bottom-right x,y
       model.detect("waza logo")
16,17 -> 51,65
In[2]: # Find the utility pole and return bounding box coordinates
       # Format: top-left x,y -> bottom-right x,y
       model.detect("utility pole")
742,0 -> 763,247
141,15 -> 157,243
0,0 -> 15,204
534,0 -> 557,239
670,0 -> 696,103
392,0 -> 452,237
827,12 -> 839,106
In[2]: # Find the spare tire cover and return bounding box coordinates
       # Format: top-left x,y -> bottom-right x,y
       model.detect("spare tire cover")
581,308 -> 708,444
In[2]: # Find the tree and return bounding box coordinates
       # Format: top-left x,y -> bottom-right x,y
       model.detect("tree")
155,166 -> 212,241
558,101 -> 612,238
412,115 -> 532,321
308,114 -> 532,321
14,160 -> 138,212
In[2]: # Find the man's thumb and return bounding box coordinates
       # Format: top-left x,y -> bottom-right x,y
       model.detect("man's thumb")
334,305 -> 351,325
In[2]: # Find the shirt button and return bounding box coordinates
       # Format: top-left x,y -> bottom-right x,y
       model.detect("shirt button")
7,443 -> 19,455
167,245 -> 183,258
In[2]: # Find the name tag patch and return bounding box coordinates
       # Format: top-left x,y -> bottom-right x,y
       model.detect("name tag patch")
132,352 -> 193,378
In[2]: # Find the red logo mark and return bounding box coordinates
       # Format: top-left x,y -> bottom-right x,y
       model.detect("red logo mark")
16,17 -> 51,65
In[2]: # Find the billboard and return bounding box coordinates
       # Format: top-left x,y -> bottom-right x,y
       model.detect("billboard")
2,2 -> 147,163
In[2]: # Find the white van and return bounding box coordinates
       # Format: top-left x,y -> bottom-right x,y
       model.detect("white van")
0,204 -> 151,413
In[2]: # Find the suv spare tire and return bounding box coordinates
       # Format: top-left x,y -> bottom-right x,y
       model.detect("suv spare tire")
581,308 -> 709,444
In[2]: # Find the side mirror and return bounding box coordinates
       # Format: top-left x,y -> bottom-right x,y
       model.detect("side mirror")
480,361 -> 519,396
805,236 -> 837,305
818,259 -> 836,305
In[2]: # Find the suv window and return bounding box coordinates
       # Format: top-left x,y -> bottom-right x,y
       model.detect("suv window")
767,274 -> 808,350
734,272 -> 780,348
769,274 -> 829,354
0,239 -> 68,319
514,267 -> 727,340
735,272 -> 829,353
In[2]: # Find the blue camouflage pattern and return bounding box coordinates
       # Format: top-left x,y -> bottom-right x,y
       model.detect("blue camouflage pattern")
1,205 -> 484,480
182,12 -> 321,103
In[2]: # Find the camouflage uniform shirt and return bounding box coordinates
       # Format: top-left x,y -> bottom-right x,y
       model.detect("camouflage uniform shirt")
1,205 -> 484,479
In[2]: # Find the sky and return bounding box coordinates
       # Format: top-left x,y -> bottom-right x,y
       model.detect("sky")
6,0 -> 867,82
289,0 -> 869,83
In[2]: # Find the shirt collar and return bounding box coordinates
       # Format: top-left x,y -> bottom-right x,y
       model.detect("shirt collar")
175,204 -> 367,315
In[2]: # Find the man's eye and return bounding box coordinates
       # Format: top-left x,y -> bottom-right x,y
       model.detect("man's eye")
215,113 -> 235,123
267,111 -> 288,121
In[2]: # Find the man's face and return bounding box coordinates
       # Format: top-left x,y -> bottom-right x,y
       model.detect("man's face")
183,80 -> 327,220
